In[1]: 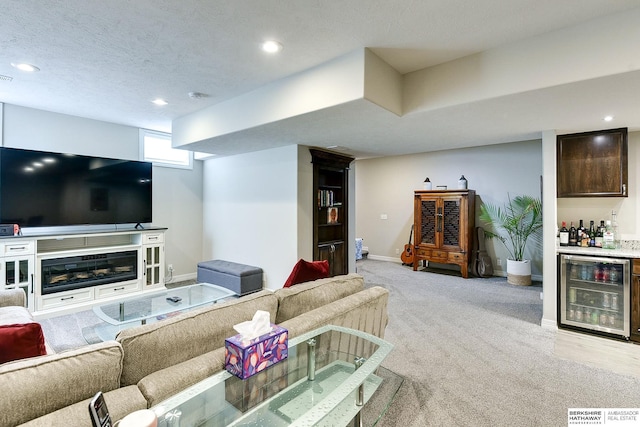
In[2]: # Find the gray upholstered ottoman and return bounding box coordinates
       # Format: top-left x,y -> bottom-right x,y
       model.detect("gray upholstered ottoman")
196,260 -> 263,296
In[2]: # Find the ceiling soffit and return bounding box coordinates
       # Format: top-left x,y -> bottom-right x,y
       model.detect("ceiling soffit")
173,7 -> 640,158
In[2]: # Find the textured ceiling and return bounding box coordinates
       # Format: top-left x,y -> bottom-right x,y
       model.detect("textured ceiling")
2,1 -> 640,158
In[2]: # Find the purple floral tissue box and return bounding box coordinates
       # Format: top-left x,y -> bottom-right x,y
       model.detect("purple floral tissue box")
225,324 -> 288,379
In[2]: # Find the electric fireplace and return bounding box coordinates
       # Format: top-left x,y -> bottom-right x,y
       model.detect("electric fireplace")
41,250 -> 138,295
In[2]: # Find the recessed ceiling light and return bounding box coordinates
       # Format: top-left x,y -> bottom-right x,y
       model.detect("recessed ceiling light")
11,62 -> 40,72
603,115 -> 614,122
261,40 -> 283,53
152,98 -> 168,106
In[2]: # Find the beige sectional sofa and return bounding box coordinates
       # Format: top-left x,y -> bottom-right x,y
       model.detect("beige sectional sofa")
0,274 -> 389,427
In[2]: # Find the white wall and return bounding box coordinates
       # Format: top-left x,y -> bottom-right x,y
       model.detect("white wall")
1,104 -> 203,281
202,145 -> 308,289
354,140 -> 543,277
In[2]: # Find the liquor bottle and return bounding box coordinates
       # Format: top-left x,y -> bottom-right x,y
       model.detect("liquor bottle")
580,220 -> 589,247
603,220 -> 615,249
569,222 -> 578,246
595,221 -> 604,248
588,221 -> 596,247
612,210 -> 620,249
577,220 -> 584,245
559,222 -> 569,246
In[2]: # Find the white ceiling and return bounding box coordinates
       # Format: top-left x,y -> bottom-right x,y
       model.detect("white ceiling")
2,1 -> 640,159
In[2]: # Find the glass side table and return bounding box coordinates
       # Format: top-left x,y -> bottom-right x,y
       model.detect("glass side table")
151,325 -> 396,426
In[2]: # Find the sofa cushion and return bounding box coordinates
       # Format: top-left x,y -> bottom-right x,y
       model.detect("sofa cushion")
137,347 -> 227,407
0,341 -> 124,427
283,259 -> 329,288
17,385 -> 147,427
117,289 -> 278,387
279,286 -> 389,340
0,306 -> 47,363
0,288 -> 27,308
274,273 -> 365,323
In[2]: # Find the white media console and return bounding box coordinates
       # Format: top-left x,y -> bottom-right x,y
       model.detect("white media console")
0,227 -> 166,319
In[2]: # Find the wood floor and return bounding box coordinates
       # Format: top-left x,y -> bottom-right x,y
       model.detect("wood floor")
554,329 -> 640,378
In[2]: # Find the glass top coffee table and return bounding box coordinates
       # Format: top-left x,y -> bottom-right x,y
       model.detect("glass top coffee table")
91,283 -> 236,341
151,325 -> 397,427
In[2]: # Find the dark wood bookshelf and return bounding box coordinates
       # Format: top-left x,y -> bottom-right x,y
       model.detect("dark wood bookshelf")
310,148 -> 354,277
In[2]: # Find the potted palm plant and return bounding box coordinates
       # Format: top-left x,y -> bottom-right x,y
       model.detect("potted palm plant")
479,194 -> 543,285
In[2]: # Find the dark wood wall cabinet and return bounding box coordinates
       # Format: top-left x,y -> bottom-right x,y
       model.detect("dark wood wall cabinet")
557,127 -> 628,197
412,190 -> 475,278
311,148 -> 354,277
631,259 -> 640,343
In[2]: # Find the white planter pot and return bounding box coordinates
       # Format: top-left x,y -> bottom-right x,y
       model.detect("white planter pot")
506,259 -> 531,286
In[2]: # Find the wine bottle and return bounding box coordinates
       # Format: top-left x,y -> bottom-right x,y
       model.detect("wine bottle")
559,222 -> 569,246
569,222 -> 578,246
588,220 -> 596,247
577,220 -> 584,244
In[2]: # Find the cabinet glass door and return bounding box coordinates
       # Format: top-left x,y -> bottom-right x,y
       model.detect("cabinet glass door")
560,254 -> 629,337
4,257 -> 33,309
145,246 -> 162,287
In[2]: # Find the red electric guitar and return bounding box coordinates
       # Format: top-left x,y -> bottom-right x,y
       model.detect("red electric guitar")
400,225 -> 414,266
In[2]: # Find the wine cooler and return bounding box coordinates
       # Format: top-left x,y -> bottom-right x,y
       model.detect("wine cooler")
558,254 -> 630,339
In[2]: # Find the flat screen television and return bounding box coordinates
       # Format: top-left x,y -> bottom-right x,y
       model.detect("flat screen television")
0,147 -> 152,227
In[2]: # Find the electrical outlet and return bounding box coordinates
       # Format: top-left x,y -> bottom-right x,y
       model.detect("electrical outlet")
168,264 -> 174,272
380,214 -> 388,220
496,259 -> 502,267
395,248 -> 400,255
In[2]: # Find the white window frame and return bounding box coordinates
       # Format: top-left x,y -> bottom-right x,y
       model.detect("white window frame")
139,129 -> 193,169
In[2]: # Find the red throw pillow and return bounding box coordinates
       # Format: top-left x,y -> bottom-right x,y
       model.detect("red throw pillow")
283,259 -> 330,288
0,323 -> 47,364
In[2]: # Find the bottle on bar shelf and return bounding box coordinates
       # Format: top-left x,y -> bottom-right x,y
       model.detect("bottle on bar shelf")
603,220 -> 615,249
569,222 -> 578,246
559,222 -> 569,247
588,221 -> 596,247
595,221 -> 604,248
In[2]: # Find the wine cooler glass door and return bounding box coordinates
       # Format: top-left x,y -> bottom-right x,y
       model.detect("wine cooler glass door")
561,254 -> 630,338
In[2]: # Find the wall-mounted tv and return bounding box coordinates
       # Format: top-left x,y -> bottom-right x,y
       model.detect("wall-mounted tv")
0,147 -> 152,227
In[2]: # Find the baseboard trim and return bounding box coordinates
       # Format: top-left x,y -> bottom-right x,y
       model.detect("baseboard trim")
364,255 -> 543,282
541,318 -> 558,330
367,255 -> 402,263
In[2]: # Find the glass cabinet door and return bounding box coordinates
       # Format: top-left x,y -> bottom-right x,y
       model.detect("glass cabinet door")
3,256 -> 34,309
144,245 -> 163,288
560,255 -> 629,336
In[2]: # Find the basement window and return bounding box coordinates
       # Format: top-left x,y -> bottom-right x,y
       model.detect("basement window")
139,129 -> 193,169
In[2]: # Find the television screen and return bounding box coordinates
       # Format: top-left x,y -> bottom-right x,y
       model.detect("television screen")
0,147 -> 152,227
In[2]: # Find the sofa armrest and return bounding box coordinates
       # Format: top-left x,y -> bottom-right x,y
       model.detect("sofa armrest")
0,288 -> 26,308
